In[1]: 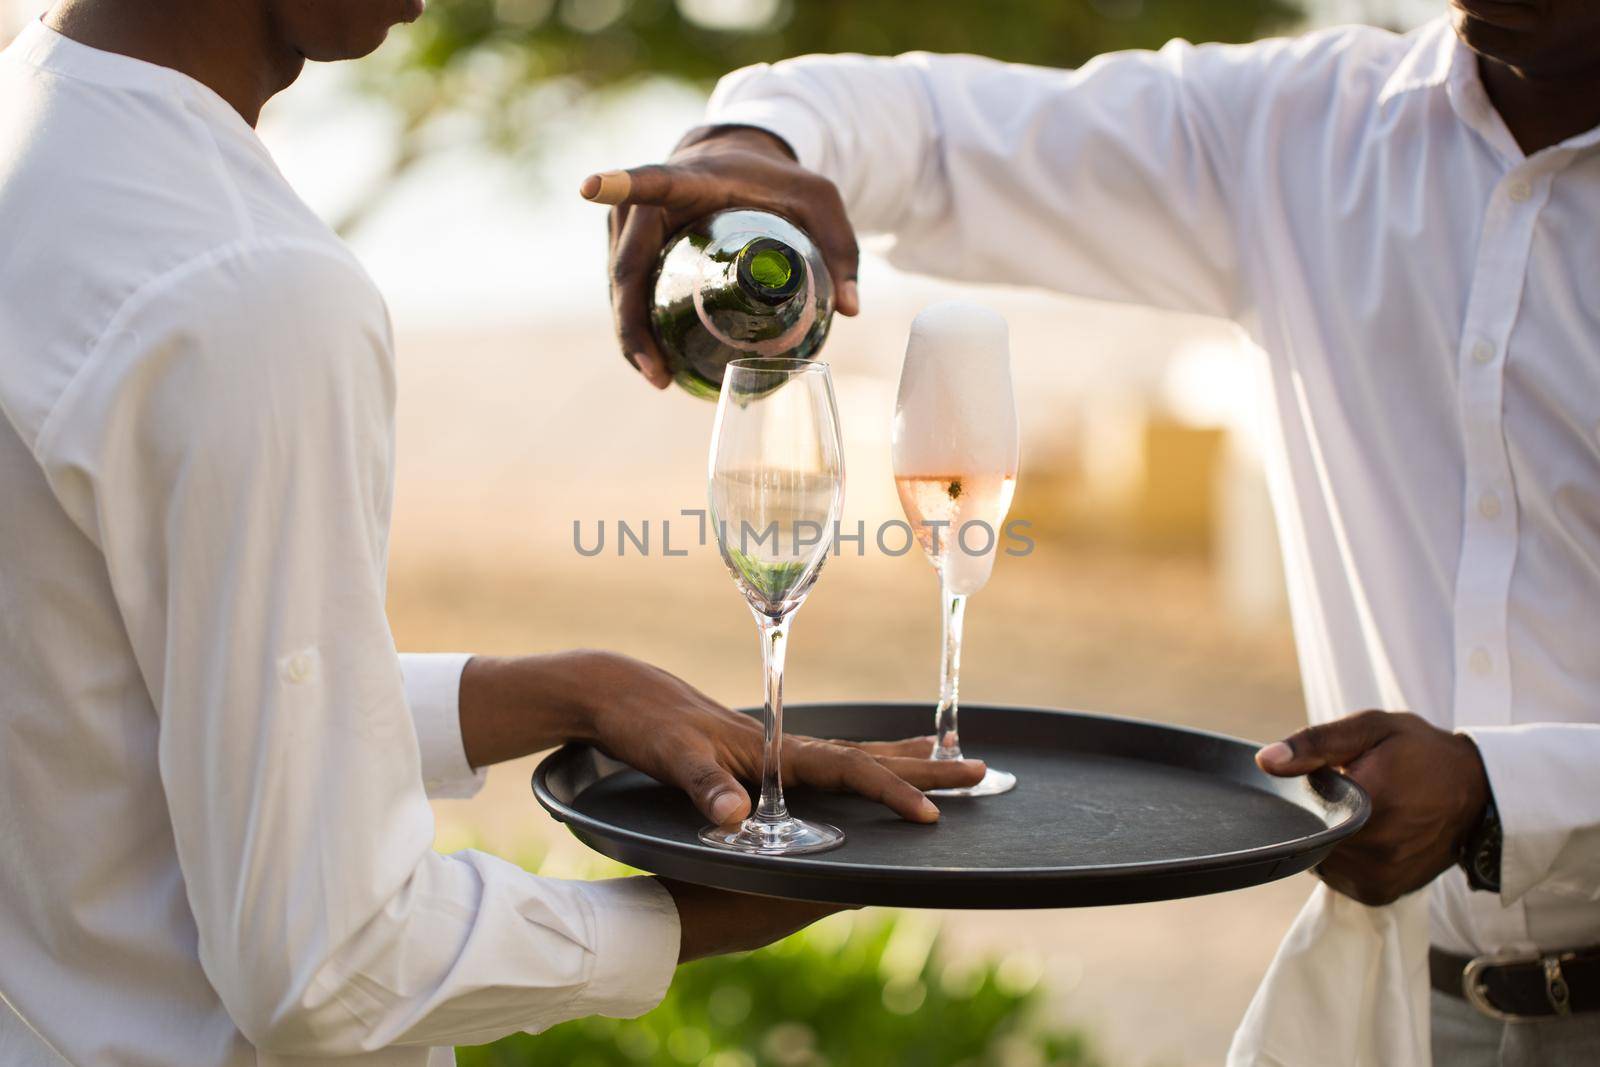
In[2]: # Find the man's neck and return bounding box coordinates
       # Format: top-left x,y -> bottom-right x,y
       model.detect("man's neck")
43,0 -> 301,127
1478,55 -> 1600,157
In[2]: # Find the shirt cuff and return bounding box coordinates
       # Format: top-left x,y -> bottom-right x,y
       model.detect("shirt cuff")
400,652 -> 486,800
1459,723 -> 1595,906
706,73 -> 828,173
564,877 -> 681,1021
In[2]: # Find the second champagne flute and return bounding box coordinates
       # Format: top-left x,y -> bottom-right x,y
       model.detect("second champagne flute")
893,303 -> 1020,797
704,358 -> 847,854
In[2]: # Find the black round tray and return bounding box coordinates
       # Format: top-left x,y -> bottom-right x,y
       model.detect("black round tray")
533,703 -> 1368,909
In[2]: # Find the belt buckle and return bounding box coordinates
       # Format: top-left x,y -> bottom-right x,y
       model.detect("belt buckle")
1463,950 -> 1575,1021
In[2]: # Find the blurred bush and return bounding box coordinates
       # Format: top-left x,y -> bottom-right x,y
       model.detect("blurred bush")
457,909 -> 1097,1067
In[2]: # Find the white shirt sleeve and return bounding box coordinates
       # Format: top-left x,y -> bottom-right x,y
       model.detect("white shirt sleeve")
1461,724 -> 1600,906
706,41 -> 1278,318
35,240 -> 680,1055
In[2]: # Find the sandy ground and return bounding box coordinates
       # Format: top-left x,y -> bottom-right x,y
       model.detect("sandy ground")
386,309 -> 1312,1066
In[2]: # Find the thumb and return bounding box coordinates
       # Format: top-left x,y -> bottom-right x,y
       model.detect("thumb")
673,752 -> 751,826
1256,710 -> 1396,776
580,164 -> 711,209
579,169 -> 637,206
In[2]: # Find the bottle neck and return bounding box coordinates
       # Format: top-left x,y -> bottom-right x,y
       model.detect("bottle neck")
725,237 -> 805,312
687,232 -> 821,359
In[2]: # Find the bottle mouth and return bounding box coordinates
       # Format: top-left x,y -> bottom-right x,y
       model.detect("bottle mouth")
726,357 -> 827,373
735,238 -> 804,305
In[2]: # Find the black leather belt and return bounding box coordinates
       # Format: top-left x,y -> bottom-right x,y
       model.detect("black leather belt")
1431,945 -> 1600,1020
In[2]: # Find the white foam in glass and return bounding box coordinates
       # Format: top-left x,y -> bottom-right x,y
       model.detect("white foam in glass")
892,301 -> 1020,596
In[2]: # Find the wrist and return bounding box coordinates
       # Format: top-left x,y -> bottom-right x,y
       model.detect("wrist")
1460,794 -> 1503,893
1452,732 -> 1502,893
675,123 -> 796,161
458,651 -> 606,766
655,878 -> 704,963
1452,732 -> 1492,846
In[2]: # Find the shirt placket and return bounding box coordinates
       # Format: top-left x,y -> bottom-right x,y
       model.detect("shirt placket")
1450,161 -> 1550,949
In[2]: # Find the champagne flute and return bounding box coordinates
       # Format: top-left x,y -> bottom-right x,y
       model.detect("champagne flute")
892,302 -> 1019,797
703,358 -> 847,854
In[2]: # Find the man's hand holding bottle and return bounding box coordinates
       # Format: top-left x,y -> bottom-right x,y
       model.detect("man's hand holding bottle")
581,126 -> 862,389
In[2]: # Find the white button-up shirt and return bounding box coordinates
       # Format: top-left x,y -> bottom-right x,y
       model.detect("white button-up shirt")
0,22 -> 677,1067
707,16 -> 1600,958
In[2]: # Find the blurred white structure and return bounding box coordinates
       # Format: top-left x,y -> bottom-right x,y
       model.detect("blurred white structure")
1163,338 -> 1290,626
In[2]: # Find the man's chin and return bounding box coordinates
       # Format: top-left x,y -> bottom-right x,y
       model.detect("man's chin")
301,22 -> 406,63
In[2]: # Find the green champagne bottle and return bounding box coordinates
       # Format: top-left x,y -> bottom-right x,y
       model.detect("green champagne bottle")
651,209 -> 835,399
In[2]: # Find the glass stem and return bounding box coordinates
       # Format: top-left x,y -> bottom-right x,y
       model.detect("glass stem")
933,580 -> 967,761
753,610 -> 793,823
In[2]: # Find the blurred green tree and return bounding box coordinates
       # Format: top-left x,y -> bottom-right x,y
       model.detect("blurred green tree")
458,910 -> 1099,1066
342,0 -> 1299,233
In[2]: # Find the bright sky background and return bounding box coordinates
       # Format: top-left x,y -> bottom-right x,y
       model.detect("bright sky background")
263,67 -> 710,328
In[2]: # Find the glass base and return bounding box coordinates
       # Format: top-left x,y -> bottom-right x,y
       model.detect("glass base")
927,766 -> 1017,798
698,815 -> 845,856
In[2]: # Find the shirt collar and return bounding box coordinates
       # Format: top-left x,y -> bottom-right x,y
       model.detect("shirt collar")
1377,17 -> 1458,107
5,17 -> 255,138
1380,15 -> 1600,164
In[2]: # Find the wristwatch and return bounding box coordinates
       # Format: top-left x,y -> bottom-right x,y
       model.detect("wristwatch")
1459,793 -> 1503,894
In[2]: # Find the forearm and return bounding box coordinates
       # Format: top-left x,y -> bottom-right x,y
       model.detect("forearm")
705,47 -> 1248,316
658,878 -> 840,963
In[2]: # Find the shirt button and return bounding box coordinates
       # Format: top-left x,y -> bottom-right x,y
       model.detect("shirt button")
286,653 -> 313,684
1471,341 -> 1495,365
1507,180 -> 1532,203
1478,491 -> 1502,519
1468,648 -> 1493,676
